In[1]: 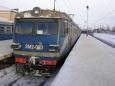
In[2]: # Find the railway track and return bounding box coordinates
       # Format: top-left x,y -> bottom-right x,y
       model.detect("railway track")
0,63 -> 13,70
8,75 -> 47,86
0,65 -> 54,86
91,34 -> 115,48
0,56 -> 14,70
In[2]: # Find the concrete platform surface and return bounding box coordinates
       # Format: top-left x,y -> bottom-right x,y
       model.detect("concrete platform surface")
50,34 -> 115,86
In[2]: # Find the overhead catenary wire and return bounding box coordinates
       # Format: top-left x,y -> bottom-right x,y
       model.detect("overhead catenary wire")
55,0 -> 65,12
65,0 -> 75,13
0,5 -> 10,10
62,0 -> 72,12
97,0 -> 112,19
85,0 -> 114,28
0,5 -> 9,9
61,0 -> 75,15
95,10 -> 115,22
94,0 -> 113,23
56,0 -> 75,17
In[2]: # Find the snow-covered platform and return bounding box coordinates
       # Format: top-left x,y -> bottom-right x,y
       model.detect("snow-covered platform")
50,34 -> 115,86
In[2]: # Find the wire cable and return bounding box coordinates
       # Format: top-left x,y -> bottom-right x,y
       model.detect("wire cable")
0,5 -> 10,10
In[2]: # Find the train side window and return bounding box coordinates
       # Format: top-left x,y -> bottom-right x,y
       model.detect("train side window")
6,26 -> 12,34
60,22 -> 64,36
64,22 -> 68,34
0,27 -> 5,34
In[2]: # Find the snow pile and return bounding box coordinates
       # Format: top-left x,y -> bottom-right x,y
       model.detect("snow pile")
93,33 -> 115,47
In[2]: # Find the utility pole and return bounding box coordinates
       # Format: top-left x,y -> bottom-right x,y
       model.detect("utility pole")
86,5 -> 89,35
54,0 -> 56,11
86,5 -> 89,30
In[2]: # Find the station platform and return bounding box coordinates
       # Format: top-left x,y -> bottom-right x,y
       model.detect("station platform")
50,34 -> 115,86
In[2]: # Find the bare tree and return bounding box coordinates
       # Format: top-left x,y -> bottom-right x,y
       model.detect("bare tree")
106,26 -> 110,31
112,26 -> 115,32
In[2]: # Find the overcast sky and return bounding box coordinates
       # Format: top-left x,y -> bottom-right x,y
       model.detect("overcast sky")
0,0 -> 115,29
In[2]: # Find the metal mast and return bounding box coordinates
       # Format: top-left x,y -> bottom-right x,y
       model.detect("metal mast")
54,0 -> 56,11
86,5 -> 89,30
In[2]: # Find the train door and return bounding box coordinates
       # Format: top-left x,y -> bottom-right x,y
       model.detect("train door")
64,21 -> 71,49
68,23 -> 72,47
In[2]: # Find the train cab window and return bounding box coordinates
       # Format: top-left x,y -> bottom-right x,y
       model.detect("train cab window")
15,23 -> 33,34
0,27 -> 5,34
15,19 -> 58,35
36,22 -> 57,35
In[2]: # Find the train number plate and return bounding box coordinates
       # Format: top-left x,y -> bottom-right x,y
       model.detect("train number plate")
25,44 -> 43,50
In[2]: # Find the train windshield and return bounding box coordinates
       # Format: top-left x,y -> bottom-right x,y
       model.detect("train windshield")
15,23 -> 33,34
15,19 -> 58,35
35,22 -> 57,35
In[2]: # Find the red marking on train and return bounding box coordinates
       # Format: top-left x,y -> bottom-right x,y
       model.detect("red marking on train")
42,60 -> 57,65
15,58 -> 26,63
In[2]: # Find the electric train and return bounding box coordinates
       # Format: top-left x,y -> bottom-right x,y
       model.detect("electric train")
11,7 -> 81,74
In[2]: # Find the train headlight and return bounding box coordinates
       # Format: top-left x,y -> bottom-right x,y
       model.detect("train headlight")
11,43 -> 21,49
49,45 -> 60,52
35,10 -> 39,14
31,7 -> 41,16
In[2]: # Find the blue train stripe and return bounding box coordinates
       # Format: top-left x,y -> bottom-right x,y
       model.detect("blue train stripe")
0,34 -> 13,40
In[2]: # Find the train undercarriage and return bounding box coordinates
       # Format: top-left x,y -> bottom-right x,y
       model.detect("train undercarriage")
15,60 -> 57,76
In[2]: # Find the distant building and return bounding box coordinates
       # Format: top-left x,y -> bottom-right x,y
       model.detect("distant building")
0,6 -> 17,22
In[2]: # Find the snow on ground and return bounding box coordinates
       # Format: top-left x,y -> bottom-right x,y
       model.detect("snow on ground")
0,65 -> 14,78
50,34 -> 115,86
0,65 -> 49,86
94,33 -> 115,38
93,33 -> 115,47
12,75 -> 45,86
44,74 -> 57,86
0,65 -> 21,86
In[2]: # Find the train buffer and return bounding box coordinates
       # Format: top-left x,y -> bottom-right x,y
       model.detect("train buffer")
49,34 -> 115,86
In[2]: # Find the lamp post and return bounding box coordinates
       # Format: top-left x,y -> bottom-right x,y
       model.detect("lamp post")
86,5 -> 89,30
86,5 -> 89,35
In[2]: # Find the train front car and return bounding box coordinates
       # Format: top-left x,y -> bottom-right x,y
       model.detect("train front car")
12,7 -> 68,74
12,7 -> 81,75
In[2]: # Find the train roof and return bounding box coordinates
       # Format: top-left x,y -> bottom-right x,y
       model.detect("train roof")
16,7 -> 72,21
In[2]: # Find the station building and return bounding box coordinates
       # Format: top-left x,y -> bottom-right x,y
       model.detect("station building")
0,6 -> 17,22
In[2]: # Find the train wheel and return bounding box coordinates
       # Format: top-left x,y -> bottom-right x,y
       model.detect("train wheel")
16,63 -> 25,75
